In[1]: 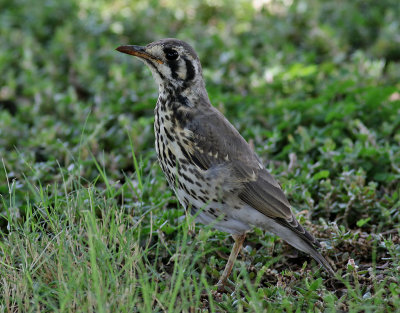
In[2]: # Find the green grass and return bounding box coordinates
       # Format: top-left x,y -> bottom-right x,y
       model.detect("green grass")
1,0 -> 400,312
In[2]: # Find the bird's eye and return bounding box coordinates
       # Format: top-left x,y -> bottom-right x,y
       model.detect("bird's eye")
164,49 -> 179,61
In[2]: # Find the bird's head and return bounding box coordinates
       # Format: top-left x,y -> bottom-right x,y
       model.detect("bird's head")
116,38 -> 205,93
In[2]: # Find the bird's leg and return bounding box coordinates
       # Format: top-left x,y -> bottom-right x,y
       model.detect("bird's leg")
217,233 -> 246,289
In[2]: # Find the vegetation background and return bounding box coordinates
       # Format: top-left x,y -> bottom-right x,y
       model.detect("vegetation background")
1,0 -> 399,311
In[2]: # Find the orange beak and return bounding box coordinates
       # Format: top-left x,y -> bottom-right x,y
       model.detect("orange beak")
116,45 -> 164,64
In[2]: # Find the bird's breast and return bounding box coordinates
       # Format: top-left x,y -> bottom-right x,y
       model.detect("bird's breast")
154,100 -> 194,187
153,100 -> 256,234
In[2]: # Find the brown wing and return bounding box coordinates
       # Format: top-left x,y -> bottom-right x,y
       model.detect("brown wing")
185,106 -> 320,247
185,106 -> 292,218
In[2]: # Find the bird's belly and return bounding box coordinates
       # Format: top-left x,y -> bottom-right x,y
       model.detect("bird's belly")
170,162 -> 257,234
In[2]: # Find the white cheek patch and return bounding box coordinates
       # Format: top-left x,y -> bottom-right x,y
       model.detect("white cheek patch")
176,61 -> 187,80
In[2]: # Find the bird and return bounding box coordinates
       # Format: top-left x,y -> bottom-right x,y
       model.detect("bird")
116,38 -> 335,287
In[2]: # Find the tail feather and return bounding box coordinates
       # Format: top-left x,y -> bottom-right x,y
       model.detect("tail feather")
267,217 -> 335,276
304,241 -> 335,276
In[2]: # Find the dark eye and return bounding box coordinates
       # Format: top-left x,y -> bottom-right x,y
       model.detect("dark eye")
165,49 -> 179,61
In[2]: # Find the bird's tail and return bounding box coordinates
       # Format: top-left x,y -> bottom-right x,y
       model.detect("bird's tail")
267,219 -> 335,276
303,241 -> 335,276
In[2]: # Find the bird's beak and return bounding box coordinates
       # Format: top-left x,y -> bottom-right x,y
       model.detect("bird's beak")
116,45 -> 164,64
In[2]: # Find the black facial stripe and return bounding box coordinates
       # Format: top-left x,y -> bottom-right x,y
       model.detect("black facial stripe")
184,58 -> 195,81
144,59 -> 165,80
168,60 -> 179,80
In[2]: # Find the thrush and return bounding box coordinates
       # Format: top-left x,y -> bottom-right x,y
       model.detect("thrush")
116,38 -> 335,286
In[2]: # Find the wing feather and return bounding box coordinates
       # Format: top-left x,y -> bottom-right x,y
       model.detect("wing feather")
186,107 -> 293,220
182,105 -> 327,260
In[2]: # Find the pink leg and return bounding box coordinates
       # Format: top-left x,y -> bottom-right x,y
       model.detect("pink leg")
217,233 -> 246,288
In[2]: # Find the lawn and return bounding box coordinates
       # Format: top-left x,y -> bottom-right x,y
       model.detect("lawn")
1,0 -> 400,312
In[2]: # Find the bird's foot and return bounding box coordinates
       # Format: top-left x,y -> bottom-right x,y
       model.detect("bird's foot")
215,280 -> 226,293
215,278 -> 235,294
